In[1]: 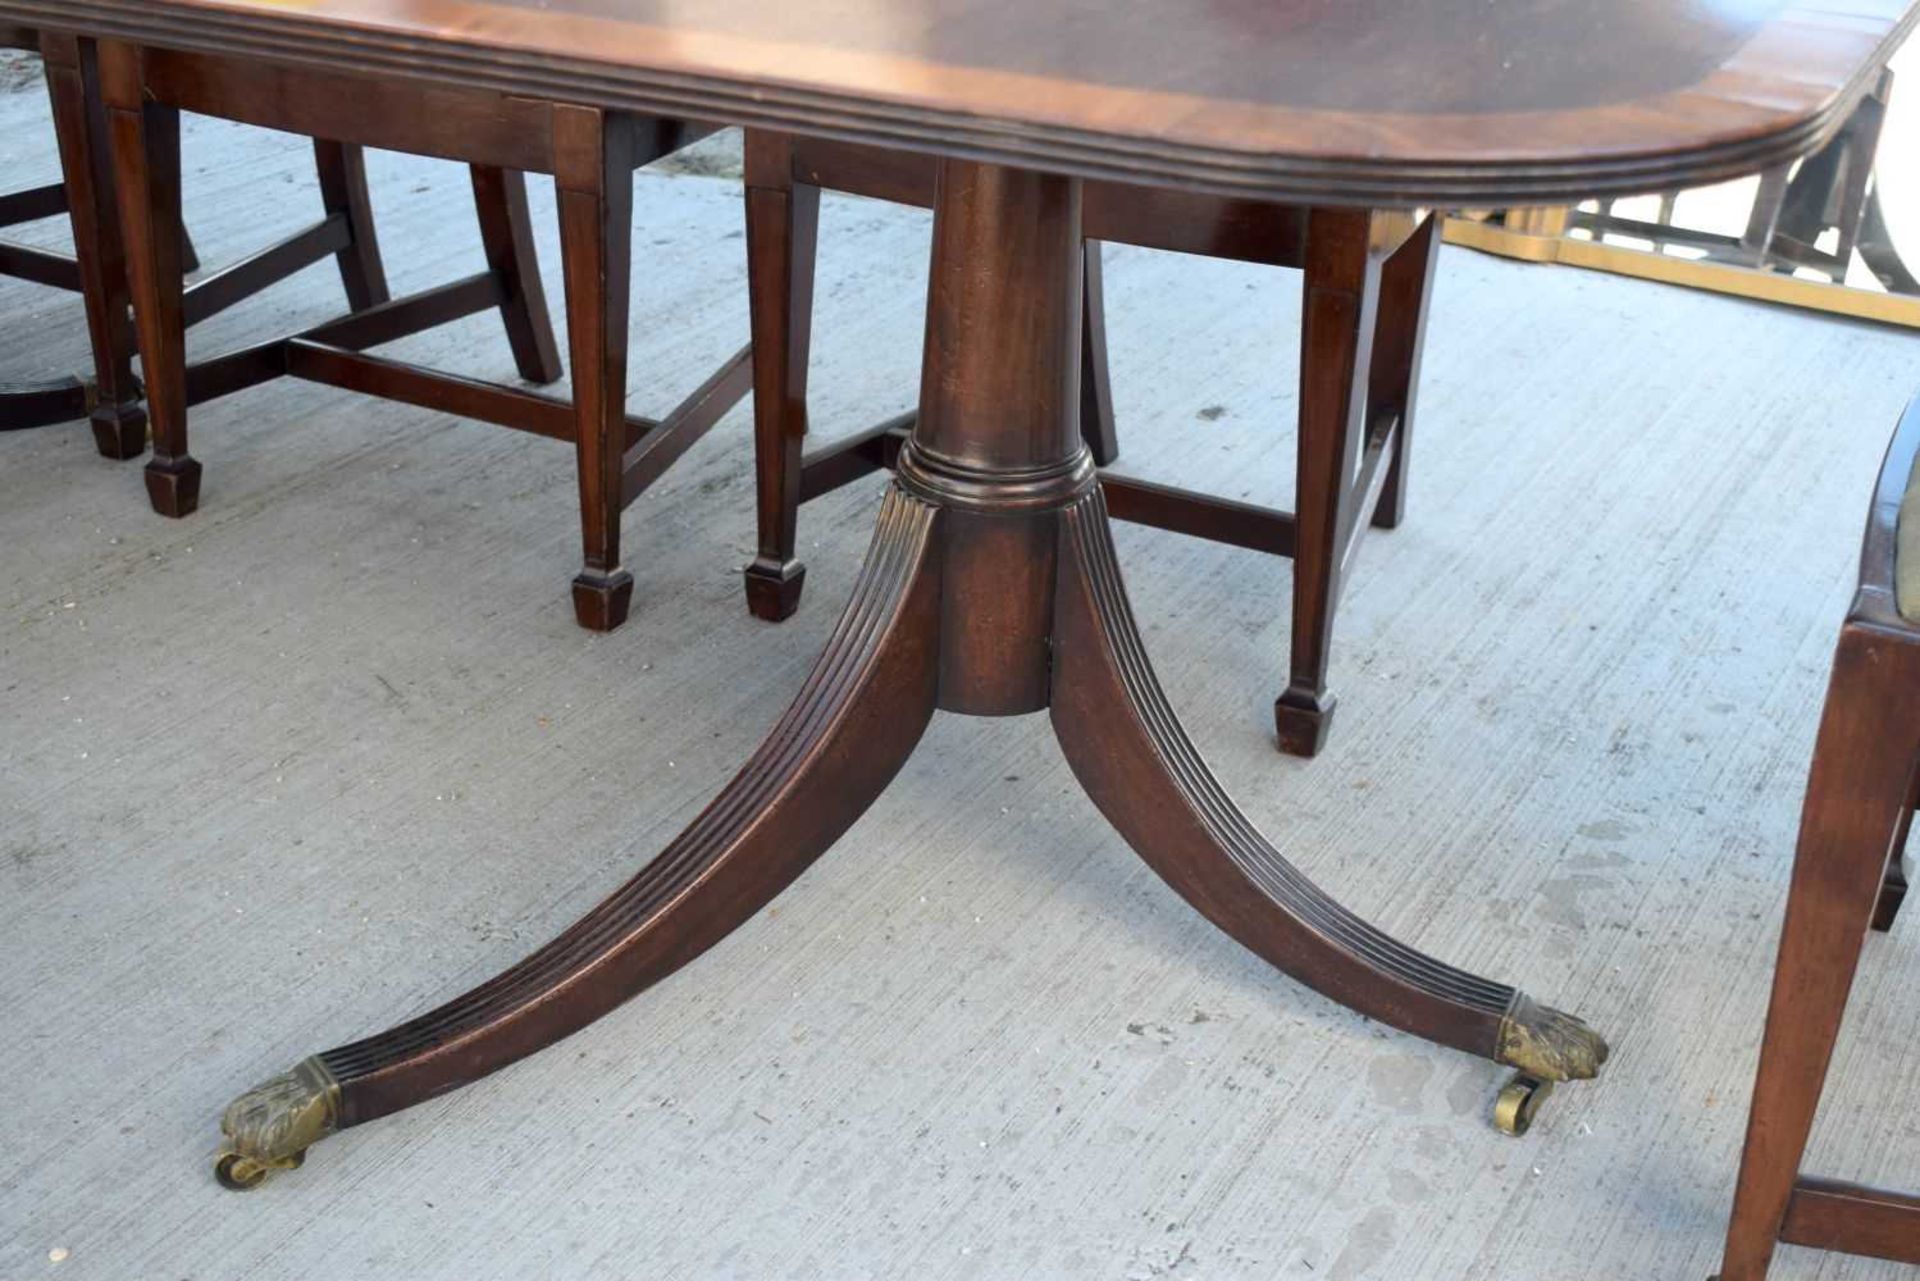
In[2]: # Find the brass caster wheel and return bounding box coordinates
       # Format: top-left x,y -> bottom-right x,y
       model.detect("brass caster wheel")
214,1147 -> 304,1191
1493,1073 -> 1554,1136
215,1152 -> 268,1191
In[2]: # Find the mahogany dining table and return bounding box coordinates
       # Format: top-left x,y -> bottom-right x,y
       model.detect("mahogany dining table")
3,0 -> 1913,1262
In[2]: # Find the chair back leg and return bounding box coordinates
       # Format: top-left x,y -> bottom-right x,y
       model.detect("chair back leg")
1078,240 -> 1118,466
469,165 -> 562,385
313,139 -> 390,311
1368,212 -> 1440,531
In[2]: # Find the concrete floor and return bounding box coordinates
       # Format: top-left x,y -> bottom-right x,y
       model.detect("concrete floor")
3,85 -> 1920,1281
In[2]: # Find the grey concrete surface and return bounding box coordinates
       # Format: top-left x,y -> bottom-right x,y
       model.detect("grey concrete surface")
2,89 -> 1919,1281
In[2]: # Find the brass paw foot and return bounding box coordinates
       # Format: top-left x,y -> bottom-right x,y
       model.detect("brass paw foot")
1489,994 -> 1608,1136
1496,993 -> 1609,1081
213,1057 -> 339,1191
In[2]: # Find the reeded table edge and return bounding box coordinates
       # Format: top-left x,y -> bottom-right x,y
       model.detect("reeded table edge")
8,0 -> 1916,207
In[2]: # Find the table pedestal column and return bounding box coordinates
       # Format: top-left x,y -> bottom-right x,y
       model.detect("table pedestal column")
213,160 -> 1607,1190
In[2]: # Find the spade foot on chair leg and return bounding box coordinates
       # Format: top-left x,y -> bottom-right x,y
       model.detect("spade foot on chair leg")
1274,687 -> 1336,758
743,556 -> 806,622
90,400 -> 147,460
144,454 -> 201,517
572,568 -> 634,631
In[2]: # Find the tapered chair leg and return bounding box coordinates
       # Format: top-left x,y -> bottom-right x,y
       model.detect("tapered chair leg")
1051,489 -> 1607,1102
469,165 -> 563,385
1079,240 -> 1119,467
42,35 -> 145,460
1274,210 -> 1377,757
100,47 -> 197,516
557,107 -> 637,631
1717,629 -> 1920,1281
1369,214 -> 1441,532
213,487 -> 944,1189
313,139 -> 390,312
742,138 -> 821,623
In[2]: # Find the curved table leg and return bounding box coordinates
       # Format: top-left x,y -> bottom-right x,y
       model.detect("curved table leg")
1050,489 -> 1607,1130
215,487 -> 943,1188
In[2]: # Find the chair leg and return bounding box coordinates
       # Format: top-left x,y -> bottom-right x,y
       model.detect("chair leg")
741,152 -> 820,623
1739,165 -> 1793,268
556,106 -> 636,632
1874,850 -> 1910,932
469,165 -> 563,385
42,35 -> 145,460
101,46 -> 197,516
1369,213 -> 1441,532
312,139 -> 390,312
1869,771 -> 1917,932
1274,209 -> 1377,758
1079,240 -> 1119,467
1717,627 -> 1920,1281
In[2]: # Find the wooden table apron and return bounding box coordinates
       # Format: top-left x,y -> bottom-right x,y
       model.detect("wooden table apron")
2,0 -> 1911,1194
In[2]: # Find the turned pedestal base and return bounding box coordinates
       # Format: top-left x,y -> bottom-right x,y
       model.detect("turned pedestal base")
213,159 -> 1608,1189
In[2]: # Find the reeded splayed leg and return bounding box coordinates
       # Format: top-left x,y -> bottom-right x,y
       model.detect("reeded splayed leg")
1050,489 -> 1607,1131
216,487 -> 944,1185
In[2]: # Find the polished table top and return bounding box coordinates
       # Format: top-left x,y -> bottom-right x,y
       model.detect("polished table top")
12,0 -> 1918,204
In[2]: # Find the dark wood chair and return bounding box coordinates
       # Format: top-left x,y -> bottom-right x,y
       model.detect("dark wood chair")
1715,394 -> 1920,1280
739,131 -> 1441,756
97,38 -> 749,633
1566,66 -> 1898,287
0,30 -> 413,456
1,25 -> 194,450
